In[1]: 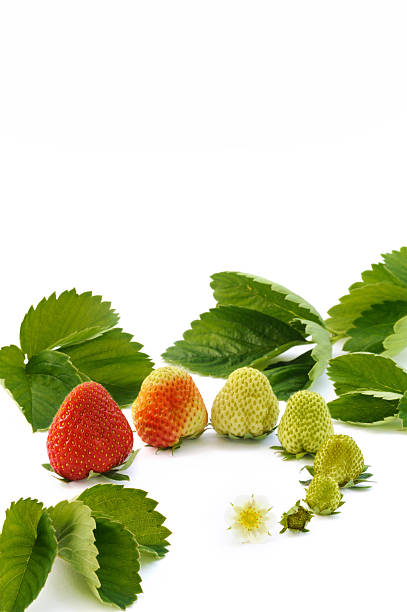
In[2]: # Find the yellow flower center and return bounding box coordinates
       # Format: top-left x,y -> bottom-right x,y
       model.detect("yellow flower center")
238,507 -> 261,530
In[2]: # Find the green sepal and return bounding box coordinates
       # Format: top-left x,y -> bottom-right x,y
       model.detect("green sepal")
87,450 -> 139,481
271,445 -> 314,461
218,428 -> 276,441
299,464 -> 314,485
342,465 -> 374,489
41,463 -> 72,483
42,450 -> 138,483
307,493 -> 344,516
149,428 -> 208,452
300,465 -> 373,489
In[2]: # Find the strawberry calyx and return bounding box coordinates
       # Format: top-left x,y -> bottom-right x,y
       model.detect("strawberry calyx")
299,464 -> 374,488
148,428 -> 210,453
271,445 -> 315,461
219,428 -> 276,441
42,449 -> 138,482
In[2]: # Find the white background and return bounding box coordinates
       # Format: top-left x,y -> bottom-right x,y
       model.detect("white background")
1,2 -> 407,611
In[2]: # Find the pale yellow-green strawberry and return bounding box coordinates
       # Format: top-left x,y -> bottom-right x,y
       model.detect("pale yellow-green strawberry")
277,390 -> 333,456
211,367 -> 279,438
305,475 -> 343,515
313,434 -> 364,487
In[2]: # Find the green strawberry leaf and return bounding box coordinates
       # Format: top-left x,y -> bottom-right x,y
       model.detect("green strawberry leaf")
327,247 -> 407,342
78,484 -> 171,559
397,392 -> 407,428
47,500 -> 100,591
326,281 -> 407,336
0,346 -> 82,431
327,353 -> 407,396
327,353 -> 407,427
163,305 -> 307,377
382,247 -> 407,286
263,320 -> 331,400
164,272 -> 329,391
299,319 -> 332,385
92,516 -> 142,609
343,301 -> 407,353
382,315 -> 407,357
328,392 -> 400,424
211,271 -> 324,327
60,328 -> 153,407
0,345 -> 31,413
358,261 -> 406,286
26,351 -> 82,431
20,290 -> 119,359
0,499 -> 57,612
263,350 -> 315,400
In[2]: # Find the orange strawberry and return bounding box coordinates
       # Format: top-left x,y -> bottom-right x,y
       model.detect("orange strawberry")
47,382 -> 133,480
132,366 -> 208,448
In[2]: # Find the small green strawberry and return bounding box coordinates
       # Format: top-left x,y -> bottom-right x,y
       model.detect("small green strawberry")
313,434 -> 366,487
276,390 -> 333,459
279,500 -> 313,533
305,475 -> 344,515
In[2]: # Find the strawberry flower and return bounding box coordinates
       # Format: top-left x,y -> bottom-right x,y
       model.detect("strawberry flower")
227,494 -> 274,543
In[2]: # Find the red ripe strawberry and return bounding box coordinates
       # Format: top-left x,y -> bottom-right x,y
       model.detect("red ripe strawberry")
47,382 -> 133,481
132,366 -> 208,448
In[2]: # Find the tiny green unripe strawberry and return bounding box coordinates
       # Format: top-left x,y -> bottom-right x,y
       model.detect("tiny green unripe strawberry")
278,390 -> 333,456
313,434 -> 364,487
279,500 -> 313,533
305,475 -> 343,515
211,367 -> 279,438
